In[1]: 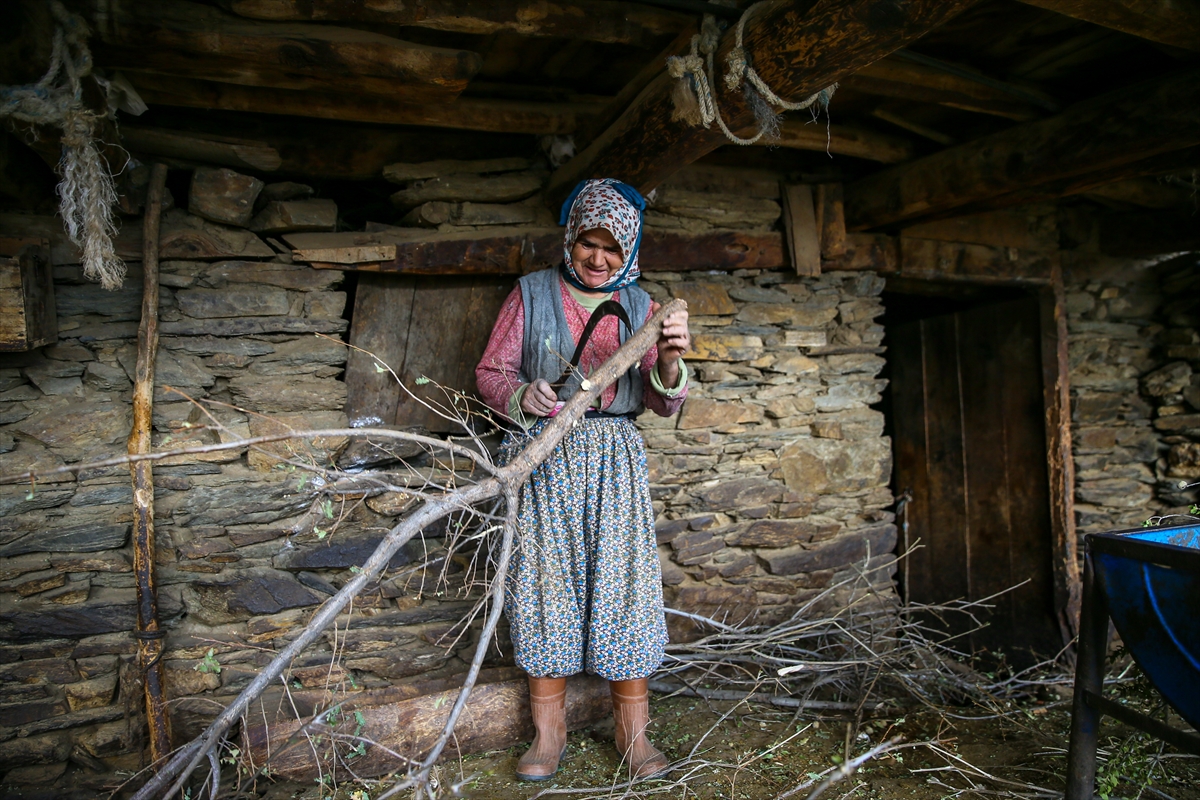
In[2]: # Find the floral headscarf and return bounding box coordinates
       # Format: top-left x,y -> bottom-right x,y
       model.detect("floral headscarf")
559,178 -> 646,293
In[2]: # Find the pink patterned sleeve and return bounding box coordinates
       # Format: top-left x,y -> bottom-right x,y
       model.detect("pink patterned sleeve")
475,287 -> 526,418
640,307 -> 688,418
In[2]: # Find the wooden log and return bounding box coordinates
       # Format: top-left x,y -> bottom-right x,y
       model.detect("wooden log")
221,0 -> 690,47
0,244 -> 55,352
816,183 -> 847,259
383,157 -> 531,184
845,67 -> 1200,230
823,232 -> 897,273
128,163 -> 172,762
124,73 -> 599,135
1099,210 -> 1200,257
899,207 -> 1059,251
119,125 -> 282,172
545,0 -> 979,204
1039,264 -> 1080,644
243,657 -> 611,781
870,108 -> 955,146
1081,178 -> 1195,209
898,237 -> 1056,285
1017,0 -> 1200,52
842,55 -> 1050,121
781,184 -> 820,277
91,0 -> 481,101
769,121 -> 915,163
295,227 -> 786,274
292,245 -> 398,265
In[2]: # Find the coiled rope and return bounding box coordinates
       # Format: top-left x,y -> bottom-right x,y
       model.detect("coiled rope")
1,1 -> 126,290
666,2 -> 836,147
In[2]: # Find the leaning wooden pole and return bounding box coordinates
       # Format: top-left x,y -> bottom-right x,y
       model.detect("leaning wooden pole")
129,162 -> 172,762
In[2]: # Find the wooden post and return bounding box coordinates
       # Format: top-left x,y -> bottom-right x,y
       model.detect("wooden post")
781,184 -> 820,277
816,183 -> 847,260
128,162 -> 172,762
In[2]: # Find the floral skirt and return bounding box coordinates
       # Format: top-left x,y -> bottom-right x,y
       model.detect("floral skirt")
498,416 -> 667,681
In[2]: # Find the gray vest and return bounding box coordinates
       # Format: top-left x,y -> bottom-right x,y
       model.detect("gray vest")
518,268 -> 651,415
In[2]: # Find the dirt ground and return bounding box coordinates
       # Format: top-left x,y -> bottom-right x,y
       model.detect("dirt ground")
254,687 -> 1200,800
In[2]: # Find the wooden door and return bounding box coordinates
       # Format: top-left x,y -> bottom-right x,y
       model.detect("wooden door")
344,273 -> 513,433
890,295 -> 1062,660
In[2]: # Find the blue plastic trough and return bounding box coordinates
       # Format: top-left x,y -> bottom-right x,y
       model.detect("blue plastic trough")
1065,523 -> 1200,800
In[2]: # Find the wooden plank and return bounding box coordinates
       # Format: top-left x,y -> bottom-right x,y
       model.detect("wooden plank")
92,0 -> 481,101
456,279 -> 519,418
899,208 -> 1058,251
224,0 -> 690,47
1017,0 -> 1200,52
816,183 -> 847,259
545,0 -> 979,204
846,67 -> 1200,230
898,238 -> 1056,285
842,56 -> 1048,121
292,246 -> 398,265
344,273 -> 415,427
125,72 -> 598,135
0,246 -> 55,352
888,318 -> 933,606
120,125 -> 282,172
769,121 -> 915,163
304,228 -> 786,274
822,232 -> 897,273
781,184 -> 821,277
398,278 -> 476,432
1039,270 -> 1080,645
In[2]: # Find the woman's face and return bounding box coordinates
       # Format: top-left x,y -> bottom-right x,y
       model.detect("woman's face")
570,227 -> 624,290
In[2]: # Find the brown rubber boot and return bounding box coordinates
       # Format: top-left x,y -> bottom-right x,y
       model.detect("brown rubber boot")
515,676 -> 568,781
610,678 -> 670,779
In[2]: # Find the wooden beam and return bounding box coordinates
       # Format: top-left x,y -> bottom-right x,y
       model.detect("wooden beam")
1017,0 -> 1200,52
900,207 -> 1059,251
221,0 -> 690,47
770,121 -> 915,163
91,0 -> 481,101
287,226 -> 785,274
1099,210 -> 1200,257
120,125 -> 282,172
845,67 -> 1200,230
125,73 -> 595,136
842,55 -> 1051,121
781,184 -> 821,276
816,183 -> 847,259
545,0 -> 980,205
898,237 -> 1056,284
126,73 -> 599,135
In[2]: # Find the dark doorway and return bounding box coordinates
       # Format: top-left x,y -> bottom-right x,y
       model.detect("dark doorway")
883,288 -> 1063,663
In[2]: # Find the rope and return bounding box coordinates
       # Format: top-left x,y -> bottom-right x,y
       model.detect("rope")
0,1 -> 126,290
666,2 -> 837,147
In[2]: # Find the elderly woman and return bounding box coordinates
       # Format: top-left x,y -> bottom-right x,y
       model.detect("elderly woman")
475,179 -> 690,781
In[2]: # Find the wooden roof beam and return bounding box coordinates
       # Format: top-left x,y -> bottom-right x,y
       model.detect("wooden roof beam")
844,67 -> 1200,230
1016,0 -> 1200,52
768,121 -> 916,163
219,0 -> 692,47
91,0 -> 481,102
544,0 -> 981,205
127,73 -> 600,135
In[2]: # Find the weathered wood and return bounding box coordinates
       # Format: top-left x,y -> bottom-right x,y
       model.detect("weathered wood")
769,121 -> 915,163
546,0 -> 979,203
1039,266 -> 1080,644
781,184 -> 820,277
1017,0 -> 1200,52
91,0 -> 481,101
245,675 -> 612,781
343,273 -> 414,427
1083,178 -> 1195,209
823,232 -> 897,273
383,157 -> 531,184
222,0 -> 689,46
126,72 -> 599,135
1098,210 -> 1200,257
899,207 -> 1059,251
843,55 -> 1051,121
120,125 -> 282,172
292,245 -> 398,265
898,238 -> 1055,284
846,67 -> 1200,230
0,244 -> 55,352
870,107 -> 955,146
303,227 -> 786,274
390,172 -> 544,208
128,163 -> 172,763
816,183 -> 847,259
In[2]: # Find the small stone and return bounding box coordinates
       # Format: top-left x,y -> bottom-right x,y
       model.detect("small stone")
670,282 -> 737,316
260,181 -> 315,202
14,571 -> 68,597
250,199 -> 338,234
1143,362 -> 1192,397
304,291 -> 348,319
83,362 -> 132,392
689,333 -> 764,361
64,673 -> 118,711
779,437 -> 892,495
812,419 -> 843,439
246,410 -> 348,471
189,167 -> 265,228
366,491 -> 419,516
176,287 -> 290,318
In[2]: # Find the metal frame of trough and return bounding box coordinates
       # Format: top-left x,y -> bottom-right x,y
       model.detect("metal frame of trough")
1065,526 -> 1200,800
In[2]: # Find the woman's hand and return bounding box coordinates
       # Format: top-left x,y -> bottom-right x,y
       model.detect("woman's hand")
652,301 -> 690,389
520,379 -> 559,417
